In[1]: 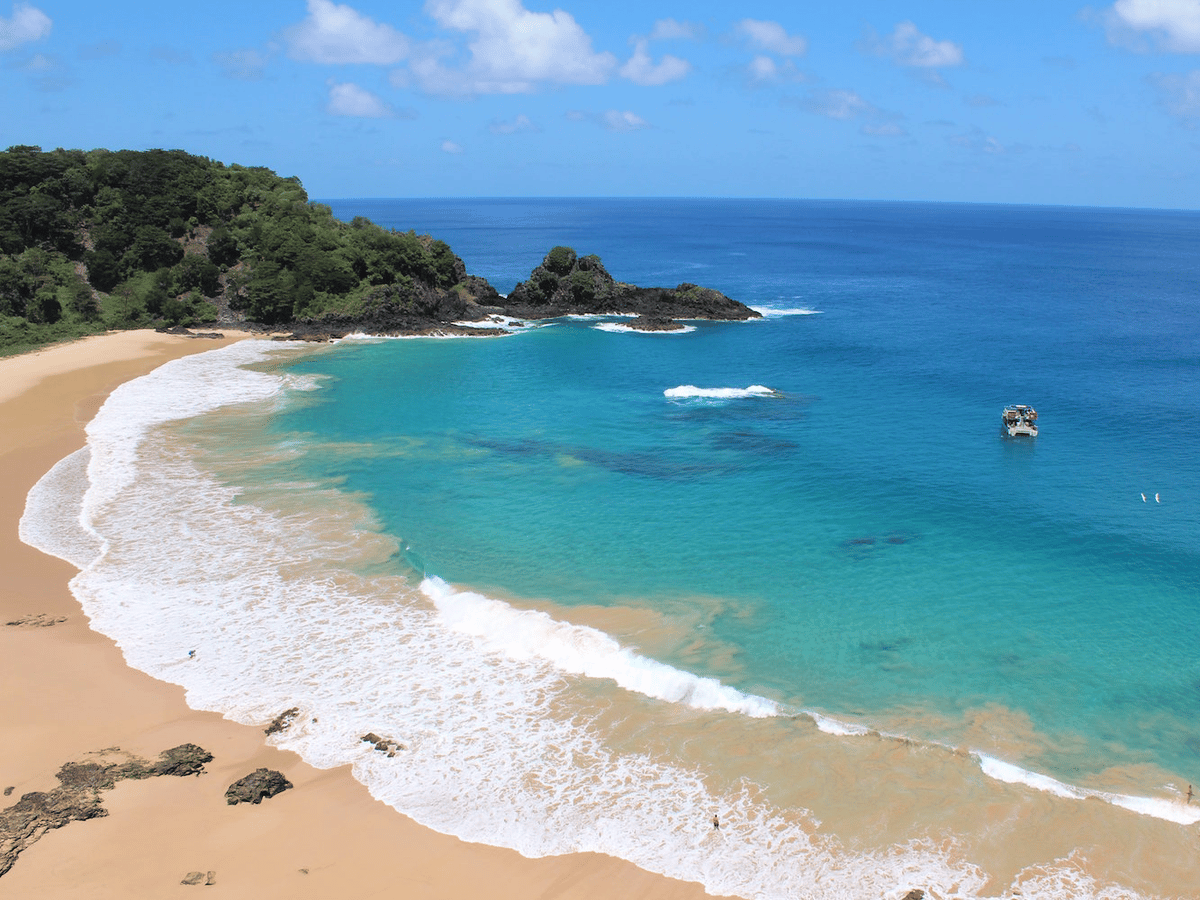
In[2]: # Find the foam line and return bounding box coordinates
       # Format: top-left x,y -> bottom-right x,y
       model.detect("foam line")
750,306 -> 823,316
975,754 -> 1200,825
594,322 -> 696,334
19,447 -> 100,570
664,384 -> 778,399
421,576 -> 781,718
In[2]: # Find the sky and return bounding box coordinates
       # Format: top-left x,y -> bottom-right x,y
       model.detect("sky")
3,0 -> 1200,207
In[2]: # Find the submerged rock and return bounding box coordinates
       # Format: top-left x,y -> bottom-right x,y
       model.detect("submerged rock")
225,768 -> 293,805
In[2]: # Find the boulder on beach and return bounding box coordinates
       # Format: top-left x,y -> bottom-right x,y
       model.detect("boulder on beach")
225,768 -> 293,805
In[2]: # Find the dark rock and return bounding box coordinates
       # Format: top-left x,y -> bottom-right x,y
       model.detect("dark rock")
0,744 -> 213,878
2,787 -> 11,797
265,707 -> 301,736
499,248 -> 760,323
225,768 -> 293,805
361,732 -> 405,755
902,891 -> 926,900
148,744 -> 213,778
625,315 -> 688,332
181,871 -> 205,885
5,614 -> 68,627
206,870 -> 216,885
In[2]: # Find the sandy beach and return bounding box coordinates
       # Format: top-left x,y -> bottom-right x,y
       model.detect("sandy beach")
0,330 -> 712,900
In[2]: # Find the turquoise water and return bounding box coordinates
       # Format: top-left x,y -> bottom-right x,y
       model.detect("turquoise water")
25,199 -> 1200,899
278,199 -> 1200,787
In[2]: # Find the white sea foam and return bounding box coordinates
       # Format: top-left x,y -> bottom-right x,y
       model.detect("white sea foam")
15,340 -> 1178,900
807,711 -> 872,737
750,306 -> 823,317
975,754 -> 1200,825
664,384 -> 778,400
594,321 -> 697,334
19,447 -> 100,570
423,576 -> 779,717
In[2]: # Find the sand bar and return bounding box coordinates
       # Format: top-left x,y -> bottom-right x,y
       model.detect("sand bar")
0,330 -> 712,899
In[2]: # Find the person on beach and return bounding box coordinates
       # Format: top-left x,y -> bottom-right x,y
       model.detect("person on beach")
712,814 -> 720,829
1187,784 -> 1193,804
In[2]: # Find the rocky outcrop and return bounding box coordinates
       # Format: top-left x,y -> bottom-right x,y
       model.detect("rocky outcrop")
360,733 -> 406,757
181,870 -> 217,886
625,315 -> 690,332
264,707 -> 300,736
502,247 -> 760,323
4,614 -> 67,628
224,769 -> 293,805
0,745 -> 213,879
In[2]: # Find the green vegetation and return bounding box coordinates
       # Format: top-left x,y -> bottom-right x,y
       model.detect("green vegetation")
0,145 -> 473,355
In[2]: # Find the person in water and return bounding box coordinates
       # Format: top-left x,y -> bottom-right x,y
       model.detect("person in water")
712,813 -> 720,829
1187,784 -> 1193,804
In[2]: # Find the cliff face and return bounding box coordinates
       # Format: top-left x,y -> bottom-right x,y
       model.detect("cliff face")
502,246 -> 760,322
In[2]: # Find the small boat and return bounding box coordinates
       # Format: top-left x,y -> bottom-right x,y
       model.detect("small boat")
1002,404 -> 1038,437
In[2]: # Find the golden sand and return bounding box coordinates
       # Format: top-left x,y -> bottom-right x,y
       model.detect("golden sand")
0,330 -> 711,900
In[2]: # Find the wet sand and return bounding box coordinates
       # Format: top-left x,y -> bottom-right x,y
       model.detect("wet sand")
0,330 -> 712,900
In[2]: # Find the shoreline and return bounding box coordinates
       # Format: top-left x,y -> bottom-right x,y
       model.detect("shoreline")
0,330 -> 713,899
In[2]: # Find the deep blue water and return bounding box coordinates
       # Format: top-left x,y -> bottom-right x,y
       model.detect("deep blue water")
294,199 -> 1200,785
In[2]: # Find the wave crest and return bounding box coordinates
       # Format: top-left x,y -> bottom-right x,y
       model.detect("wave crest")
664,384 -> 779,400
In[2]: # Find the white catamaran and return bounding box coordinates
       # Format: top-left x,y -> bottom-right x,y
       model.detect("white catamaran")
1002,404 -> 1038,437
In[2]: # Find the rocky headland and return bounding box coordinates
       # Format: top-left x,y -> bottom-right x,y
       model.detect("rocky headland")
283,246 -> 759,340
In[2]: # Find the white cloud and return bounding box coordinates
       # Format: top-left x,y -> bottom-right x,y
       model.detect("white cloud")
949,126 -> 1008,153
603,109 -> 649,131
745,54 -> 807,84
215,48 -> 271,80
416,0 -> 616,95
284,0 -> 409,64
488,113 -> 538,134
441,139 -> 464,153
795,88 -> 874,120
1108,0 -> 1200,51
20,51 -> 51,70
735,19 -> 807,57
620,38 -> 690,85
327,80 -> 398,117
877,21 -> 964,67
0,2 -> 51,52
650,18 -> 703,41
749,55 -> 777,81
1151,69 -> 1200,118
567,109 -> 650,131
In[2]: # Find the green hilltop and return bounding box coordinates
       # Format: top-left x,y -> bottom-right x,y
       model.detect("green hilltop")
0,145 -> 493,355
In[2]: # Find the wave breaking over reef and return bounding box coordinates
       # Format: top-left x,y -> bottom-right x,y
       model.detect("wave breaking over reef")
18,341 -> 1196,900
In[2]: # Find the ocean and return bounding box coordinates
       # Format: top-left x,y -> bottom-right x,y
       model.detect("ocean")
21,199 -> 1200,899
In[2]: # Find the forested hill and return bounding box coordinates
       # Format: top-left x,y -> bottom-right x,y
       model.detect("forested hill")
0,145 -> 501,353
0,145 -> 759,355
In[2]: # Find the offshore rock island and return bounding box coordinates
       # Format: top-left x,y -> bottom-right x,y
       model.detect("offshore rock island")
0,146 -> 757,353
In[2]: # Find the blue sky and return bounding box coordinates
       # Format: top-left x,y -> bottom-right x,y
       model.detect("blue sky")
3,0 -> 1200,206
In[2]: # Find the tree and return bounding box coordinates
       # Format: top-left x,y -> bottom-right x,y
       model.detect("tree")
177,253 -> 221,296
207,225 -> 239,267
84,249 -> 121,292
